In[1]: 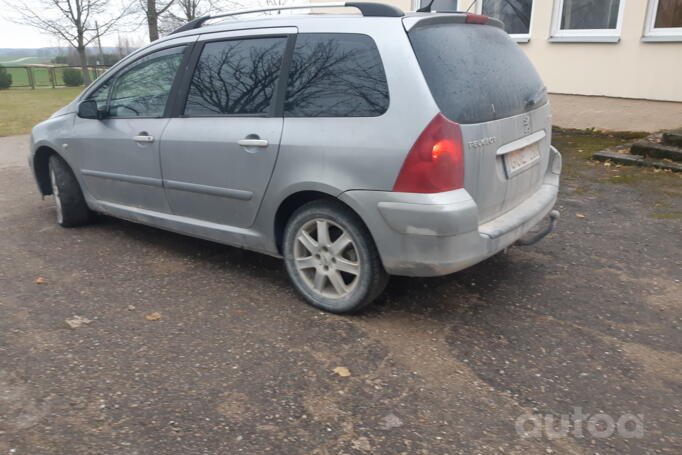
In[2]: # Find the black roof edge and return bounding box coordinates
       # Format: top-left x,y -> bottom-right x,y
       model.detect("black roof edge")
344,2 -> 404,17
170,15 -> 211,35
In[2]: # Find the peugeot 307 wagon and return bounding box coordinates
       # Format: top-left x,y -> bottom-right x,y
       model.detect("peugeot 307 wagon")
29,2 -> 561,313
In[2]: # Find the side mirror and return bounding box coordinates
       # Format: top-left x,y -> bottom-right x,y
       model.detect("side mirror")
77,99 -> 102,119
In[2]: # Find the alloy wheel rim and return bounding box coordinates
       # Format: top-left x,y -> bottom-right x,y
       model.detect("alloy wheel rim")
293,218 -> 361,299
50,169 -> 63,224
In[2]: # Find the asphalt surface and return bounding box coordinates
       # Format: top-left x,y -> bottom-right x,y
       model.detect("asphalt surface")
1,133 -> 681,454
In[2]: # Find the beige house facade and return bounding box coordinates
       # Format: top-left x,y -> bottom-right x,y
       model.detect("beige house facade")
310,0 -> 682,131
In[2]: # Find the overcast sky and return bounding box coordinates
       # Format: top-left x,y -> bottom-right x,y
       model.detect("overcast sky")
0,0 -> 276,50
0,13 -> 147,49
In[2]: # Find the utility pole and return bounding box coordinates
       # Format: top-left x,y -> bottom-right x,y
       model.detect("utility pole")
95,21 -> 105,67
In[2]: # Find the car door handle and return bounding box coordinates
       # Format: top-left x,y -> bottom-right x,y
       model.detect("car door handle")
133,134 -> 155,143
238,138 -> 268,148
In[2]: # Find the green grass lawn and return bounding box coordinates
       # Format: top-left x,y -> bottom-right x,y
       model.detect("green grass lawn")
0,87 -> 83,137
6,67 -> 38,87
7,67 -> 60,88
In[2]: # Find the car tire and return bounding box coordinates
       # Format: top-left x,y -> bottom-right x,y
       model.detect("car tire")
48,154 -> 92,227
283,200 -> 388,313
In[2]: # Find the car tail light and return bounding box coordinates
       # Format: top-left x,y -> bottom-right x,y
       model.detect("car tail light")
465,13 -> 489,24
392,113 -> 464,193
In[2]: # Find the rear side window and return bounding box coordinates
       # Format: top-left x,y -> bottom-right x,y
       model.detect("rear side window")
284,33 -> 389,117
184,37 -> 287,116
408,23 -> 546,124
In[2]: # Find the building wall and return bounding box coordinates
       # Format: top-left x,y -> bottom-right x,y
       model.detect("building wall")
516,0 -> 682,103
549,94 -> 682,131
311,0 -> 682,102
309,0 -> 682,130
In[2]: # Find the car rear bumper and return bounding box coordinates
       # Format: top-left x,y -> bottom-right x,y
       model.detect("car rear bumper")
339,148 -> 560,277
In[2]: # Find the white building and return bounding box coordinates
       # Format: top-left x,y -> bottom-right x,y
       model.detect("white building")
310,0 -> 682,132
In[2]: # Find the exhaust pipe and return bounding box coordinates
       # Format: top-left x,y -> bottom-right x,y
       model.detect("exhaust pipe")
516,210 -> 560,246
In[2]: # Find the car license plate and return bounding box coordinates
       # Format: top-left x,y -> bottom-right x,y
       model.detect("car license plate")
504,142 -> 540,177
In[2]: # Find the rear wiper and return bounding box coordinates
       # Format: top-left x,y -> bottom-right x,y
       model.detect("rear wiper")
417,0 -> 435,12
526,86 -> 547,108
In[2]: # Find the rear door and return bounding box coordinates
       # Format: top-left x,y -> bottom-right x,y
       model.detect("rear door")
407,19 -> 551,223
72,46 -> 188,212
160,30 -> 292,228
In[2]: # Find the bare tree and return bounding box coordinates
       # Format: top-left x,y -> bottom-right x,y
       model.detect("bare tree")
159,0 -> 246,36
5,0 -> 131,84
159,0 -> 206,34
174,0 -> 203,21
158,0 -> 299,37
139,0 -> 176,42
257,0 -> 304,15
116,33 -> 135,59
260,0 -> 289,11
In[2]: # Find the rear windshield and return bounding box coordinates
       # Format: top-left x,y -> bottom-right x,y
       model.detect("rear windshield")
408,23 -> 546,124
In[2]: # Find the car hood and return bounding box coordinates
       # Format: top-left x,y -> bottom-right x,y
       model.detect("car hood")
50,99 -> 78,119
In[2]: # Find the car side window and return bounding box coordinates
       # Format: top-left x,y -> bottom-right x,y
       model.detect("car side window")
184,37 -> 287,116
108,46 -> 186,119
85,78 -> 113,112
284,33 -> 389,118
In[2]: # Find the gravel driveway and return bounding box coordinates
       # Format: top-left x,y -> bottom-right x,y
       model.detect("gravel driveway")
1,132 -> 680,454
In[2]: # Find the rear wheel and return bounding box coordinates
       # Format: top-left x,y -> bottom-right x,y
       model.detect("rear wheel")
283,200 -> 388,313
48,154 -> 92,227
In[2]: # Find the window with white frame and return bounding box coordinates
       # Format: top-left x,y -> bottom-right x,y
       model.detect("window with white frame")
479,0 -> 534,39
417,1 -> 534,40
550,0 -> 626,42
644,0 -> 682,40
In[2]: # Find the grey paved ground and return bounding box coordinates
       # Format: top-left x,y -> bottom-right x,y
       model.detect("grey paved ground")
1,132 -> 681,454
0,136 -> 29,169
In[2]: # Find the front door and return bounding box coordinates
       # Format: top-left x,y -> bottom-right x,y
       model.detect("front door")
72,46 -> 188,212
160,34 -> 290,228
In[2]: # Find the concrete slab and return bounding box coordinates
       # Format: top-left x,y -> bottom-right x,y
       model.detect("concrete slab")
550,94 -> 682,133
593,149 -> 682,172
631,141 -> 682,162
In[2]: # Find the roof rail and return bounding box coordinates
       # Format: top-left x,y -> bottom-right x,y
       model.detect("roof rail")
170,2 -> 405,35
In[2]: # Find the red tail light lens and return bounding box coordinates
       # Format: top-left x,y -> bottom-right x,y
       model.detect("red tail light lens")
465,13 -> 489,24
392,113 -> 464,193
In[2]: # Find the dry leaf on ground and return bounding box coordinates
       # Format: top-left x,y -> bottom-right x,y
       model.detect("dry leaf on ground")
379,413 -> 404,430
65,315 -> 92,329
145,312 -> 162,321
333,366 -> 351,377
351,437 -> 371,451
576,213 -> 586,218
35,277 -> 47,284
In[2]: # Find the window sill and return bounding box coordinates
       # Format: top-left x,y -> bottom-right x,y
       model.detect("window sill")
641,35 -> 682,42
512,36 -> 530,43
548,35 -> 620,43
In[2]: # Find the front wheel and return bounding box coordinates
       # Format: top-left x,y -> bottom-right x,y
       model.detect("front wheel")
283,200 -> 388,313
48,154 -> 92,227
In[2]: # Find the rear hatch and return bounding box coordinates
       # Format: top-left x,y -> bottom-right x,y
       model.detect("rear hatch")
406,16 -> 551,223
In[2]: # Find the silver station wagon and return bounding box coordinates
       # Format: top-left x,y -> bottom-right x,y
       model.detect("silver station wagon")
30,2 -> 561,313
